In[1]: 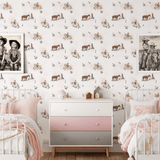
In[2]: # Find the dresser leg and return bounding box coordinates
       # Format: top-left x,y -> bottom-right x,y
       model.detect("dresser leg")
106,147 -> 109,157
52,147 -> 56,157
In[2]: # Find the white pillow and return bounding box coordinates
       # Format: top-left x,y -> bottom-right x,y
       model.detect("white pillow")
129,99 -> 158,117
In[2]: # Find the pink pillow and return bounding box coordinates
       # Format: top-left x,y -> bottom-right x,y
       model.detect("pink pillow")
11,97 -> 40,119
133,105 -> 155,117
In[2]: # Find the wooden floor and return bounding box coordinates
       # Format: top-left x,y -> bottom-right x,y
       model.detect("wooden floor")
40,152 -> 129,160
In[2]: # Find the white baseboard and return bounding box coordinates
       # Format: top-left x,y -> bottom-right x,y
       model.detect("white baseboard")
42,143 -> 124,153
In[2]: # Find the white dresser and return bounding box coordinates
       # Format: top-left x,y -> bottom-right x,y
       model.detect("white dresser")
49,98 -> 113,157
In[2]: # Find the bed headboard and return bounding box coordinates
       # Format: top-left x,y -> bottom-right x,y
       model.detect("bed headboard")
124,89 -> 160,121
0,89 -> 38,122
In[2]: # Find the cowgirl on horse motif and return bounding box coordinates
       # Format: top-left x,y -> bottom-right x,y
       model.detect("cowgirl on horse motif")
8,40 -> 21,71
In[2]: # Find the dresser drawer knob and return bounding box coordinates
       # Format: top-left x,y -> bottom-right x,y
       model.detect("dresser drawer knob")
96,123 -> 99,126
96,138 -> 99,140
63,109 -> 67,111
64,123 -> 67,126
63,138 -> 66,140
96,109 -> 99,111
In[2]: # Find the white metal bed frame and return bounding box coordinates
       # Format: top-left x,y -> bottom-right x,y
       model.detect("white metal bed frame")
0,89 -> 37,160
124,89 -> 160,160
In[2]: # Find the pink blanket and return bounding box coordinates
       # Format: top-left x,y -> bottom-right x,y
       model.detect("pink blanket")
121,120 -> 159,152
0,120 -> 43,160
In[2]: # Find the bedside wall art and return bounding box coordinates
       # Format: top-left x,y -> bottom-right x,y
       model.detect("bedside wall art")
0,33 -> 24,73
138,34 -> 160,73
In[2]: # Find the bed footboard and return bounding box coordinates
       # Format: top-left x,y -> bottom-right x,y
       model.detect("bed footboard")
0,116 -> 27,160
134,115 -> 160,160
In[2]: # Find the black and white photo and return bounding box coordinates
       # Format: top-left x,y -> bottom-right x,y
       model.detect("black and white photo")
0,33 -> 24,73
138,34 -> 160,72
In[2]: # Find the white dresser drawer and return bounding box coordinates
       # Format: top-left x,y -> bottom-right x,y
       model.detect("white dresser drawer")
50,102 -> 112,117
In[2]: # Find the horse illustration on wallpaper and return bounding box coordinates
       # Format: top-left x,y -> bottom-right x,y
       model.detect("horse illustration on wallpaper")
93,63 -> 103,70
142,74 -> 154,81
132,80 -> 141,89
112,13 -> 124,21
63,2 -> 72,10
93,2 -> 103,10
82,44 -> 94,51
132,20 -> 141,28
21,14 -> 30,21
112,74 -> 124,81
41,50 -> 50,59
124,2 -> 133,10
63,33 -> 72,40
82,74 -> 94,81
41,20 -> 50,28
52,44 -> 64,51
124,33 -> 133,40
101,20 -> 110,28
154,2 -> 160,10
124,63 -> 133,70
33,63 -> 42,70
113,104 -> 124,111
21,75 -> 30,81
33,2 -> 42,10
101,50 -> 110,59
41,80 -> 50,89
93,33 -> 103,40
11,80 -> 20,89
33,33 -> 42,40
51,74 -> 64,81
71,50 -> 80,59
11,20 -> 20,28
71,20 -> 80,28
63,63 -> 72,70
112,44 -> 124,51
82,14 -> 94,21
101,80 -> 110,89
51,14 -> 64,21
3,2 -> 12,10
71,80 -> 80,89
24,44 -> 34,51
142,13 -> 155,20
112,75 -> 121,81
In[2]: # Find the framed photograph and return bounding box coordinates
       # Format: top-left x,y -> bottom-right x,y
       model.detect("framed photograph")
137,34 -> 160,73
0,33 -> 24,73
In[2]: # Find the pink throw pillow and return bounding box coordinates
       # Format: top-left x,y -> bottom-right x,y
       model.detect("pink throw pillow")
11,97 -> 40,119
133,105 -> 155,117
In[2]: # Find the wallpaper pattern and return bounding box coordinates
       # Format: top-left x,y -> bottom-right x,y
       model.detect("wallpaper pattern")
0,0 -> 160,146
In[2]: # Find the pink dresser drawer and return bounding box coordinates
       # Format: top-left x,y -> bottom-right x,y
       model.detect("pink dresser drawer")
50,117 -> 111,131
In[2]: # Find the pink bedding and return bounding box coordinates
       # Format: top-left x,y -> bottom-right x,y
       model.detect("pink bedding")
0,120 -> 43,160
120,119 -> 159,152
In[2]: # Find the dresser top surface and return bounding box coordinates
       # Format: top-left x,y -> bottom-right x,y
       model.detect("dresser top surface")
49,98 -> 113,103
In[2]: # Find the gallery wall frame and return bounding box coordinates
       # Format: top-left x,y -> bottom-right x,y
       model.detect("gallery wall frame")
137,34 -> 160,73
0,33 -> 24,74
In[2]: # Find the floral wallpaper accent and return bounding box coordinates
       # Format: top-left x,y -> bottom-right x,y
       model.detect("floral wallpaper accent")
0,0 -> 160,147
